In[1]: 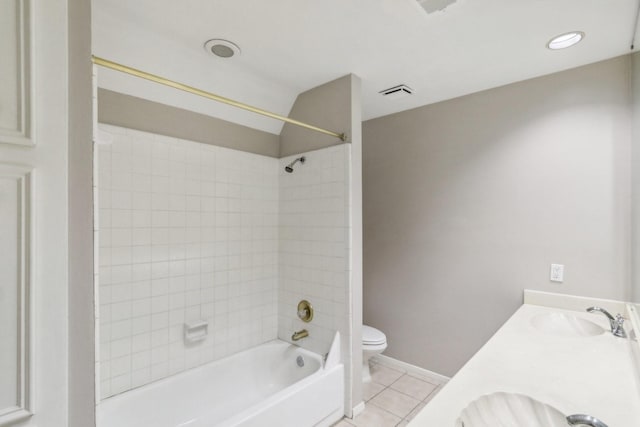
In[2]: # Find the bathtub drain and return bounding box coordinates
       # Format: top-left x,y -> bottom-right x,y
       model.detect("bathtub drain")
296,355 -> 305,367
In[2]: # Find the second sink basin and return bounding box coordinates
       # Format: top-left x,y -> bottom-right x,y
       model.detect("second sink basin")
531,312 -> 604,337
455,392 -> 567,427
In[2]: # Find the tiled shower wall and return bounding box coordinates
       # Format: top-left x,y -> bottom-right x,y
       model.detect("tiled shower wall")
96,124 -> 279,399
278,144 -> 352,399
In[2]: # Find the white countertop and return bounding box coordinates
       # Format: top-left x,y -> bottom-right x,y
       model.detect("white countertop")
409,303 -> 640,426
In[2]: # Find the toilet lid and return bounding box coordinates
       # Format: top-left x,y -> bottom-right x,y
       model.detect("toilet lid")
362,325 -> 386,345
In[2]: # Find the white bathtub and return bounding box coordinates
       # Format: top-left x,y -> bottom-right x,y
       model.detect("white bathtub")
98,332 -> 344,427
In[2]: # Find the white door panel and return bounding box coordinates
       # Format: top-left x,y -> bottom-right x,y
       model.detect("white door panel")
1,0 -> 72,426
0,0 -> 32,146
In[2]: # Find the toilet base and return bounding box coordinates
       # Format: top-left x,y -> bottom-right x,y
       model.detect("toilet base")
362,343 -> 387,383
362,359 -> 373,383
361,325 -> 387,384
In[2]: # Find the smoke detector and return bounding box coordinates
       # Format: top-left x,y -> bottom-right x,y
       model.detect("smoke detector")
417,0 -> 458,14
204,39 -> 241,58
379,84 -> 414,100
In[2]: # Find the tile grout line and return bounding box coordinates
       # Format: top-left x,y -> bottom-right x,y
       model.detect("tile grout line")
371,374 -> 441,403
336,364 -> 447,427
368,401 -> 407,418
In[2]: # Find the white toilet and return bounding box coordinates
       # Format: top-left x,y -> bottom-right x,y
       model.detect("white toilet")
362,325 -> 387,383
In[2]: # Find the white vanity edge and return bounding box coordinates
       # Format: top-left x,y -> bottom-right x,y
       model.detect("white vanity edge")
408,291 -> 640,426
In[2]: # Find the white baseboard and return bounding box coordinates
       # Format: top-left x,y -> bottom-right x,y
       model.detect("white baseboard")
351,401 -> 366,418
372,354 -> 450,385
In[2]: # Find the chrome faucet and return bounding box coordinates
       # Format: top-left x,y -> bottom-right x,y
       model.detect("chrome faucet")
586,306 -> 626,338
567,414 -> 609,427
291,329 -> 309,341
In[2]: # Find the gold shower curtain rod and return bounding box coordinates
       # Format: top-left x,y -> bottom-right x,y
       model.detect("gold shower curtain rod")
91,56 -> 347,141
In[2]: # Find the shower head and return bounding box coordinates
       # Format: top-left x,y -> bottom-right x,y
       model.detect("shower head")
285,156 -> 305,173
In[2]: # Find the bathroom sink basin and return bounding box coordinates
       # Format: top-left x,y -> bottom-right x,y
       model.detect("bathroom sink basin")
531,312 -> 604,337
455,392 -> 567,427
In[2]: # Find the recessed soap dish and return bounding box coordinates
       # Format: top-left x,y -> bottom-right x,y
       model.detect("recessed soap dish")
184,320 -> 208,344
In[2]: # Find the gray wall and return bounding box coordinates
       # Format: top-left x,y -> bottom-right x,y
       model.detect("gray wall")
68,0 -> 95,425
633,52 -> 640,303
99,74 -> 354,160
279,75 -> 353,157
98,89 -> 280,157
363,56 -> 632,377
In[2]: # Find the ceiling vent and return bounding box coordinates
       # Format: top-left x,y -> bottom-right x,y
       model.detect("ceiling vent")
416,0 -> 457,14
379,84 -> 414,100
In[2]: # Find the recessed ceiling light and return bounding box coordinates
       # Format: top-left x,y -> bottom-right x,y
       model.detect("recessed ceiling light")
547,31 -> 585,50
204,39 -> 241,58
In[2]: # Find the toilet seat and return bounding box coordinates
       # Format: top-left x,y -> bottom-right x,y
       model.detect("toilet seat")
362,325 -> 386,345
362,342 -> 387,352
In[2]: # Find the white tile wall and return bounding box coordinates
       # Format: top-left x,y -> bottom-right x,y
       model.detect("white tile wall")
96,124 -> 279,399
278,145 -> 352,389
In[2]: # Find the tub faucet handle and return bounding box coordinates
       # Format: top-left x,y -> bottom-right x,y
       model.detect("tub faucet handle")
297,300 -> 314,322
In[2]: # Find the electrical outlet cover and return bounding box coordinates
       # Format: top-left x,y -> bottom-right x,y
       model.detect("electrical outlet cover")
550,264 -> 564,282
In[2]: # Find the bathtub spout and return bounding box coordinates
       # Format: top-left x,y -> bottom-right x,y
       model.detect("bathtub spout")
292,329 -> 309,341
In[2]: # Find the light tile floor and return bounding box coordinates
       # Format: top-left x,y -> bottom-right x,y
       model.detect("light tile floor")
333,360 -> 446,427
